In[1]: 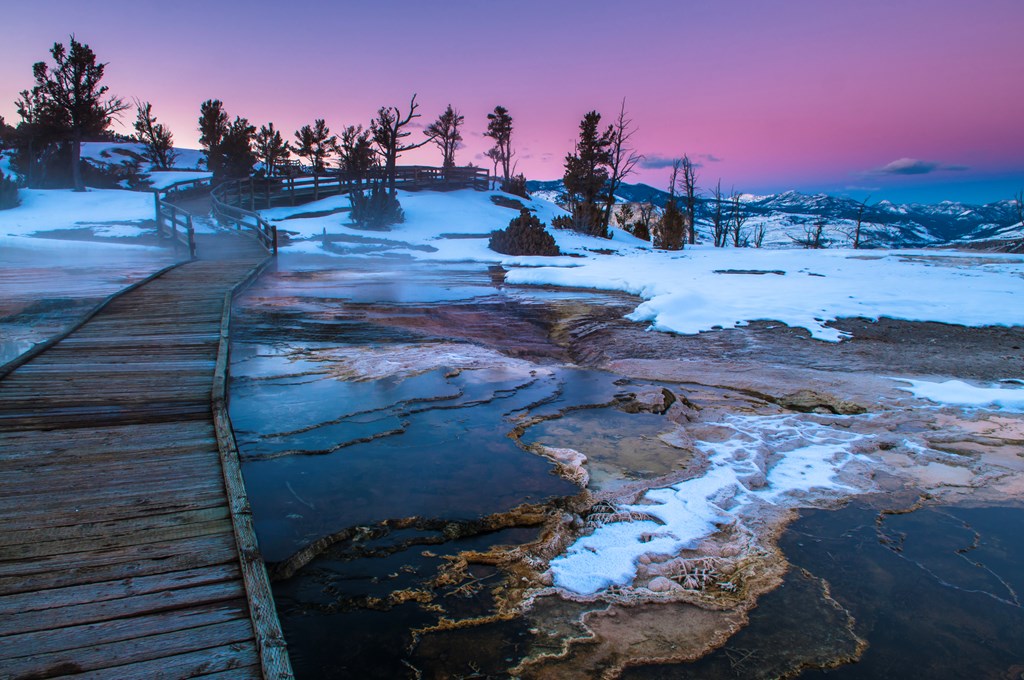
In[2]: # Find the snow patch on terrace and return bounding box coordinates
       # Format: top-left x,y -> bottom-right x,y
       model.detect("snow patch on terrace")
894,378 -> 1024,412
0,188 -> 155,238
549,414 -> 869,595
264,188 -> 1024,342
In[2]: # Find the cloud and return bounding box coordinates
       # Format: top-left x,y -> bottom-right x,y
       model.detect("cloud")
698,153 -> 723,163
639,154 -> 682,170
871,158 -> 970,175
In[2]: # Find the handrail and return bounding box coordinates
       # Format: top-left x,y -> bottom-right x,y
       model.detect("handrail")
153,190 -> 197,259
210,182 -> 279,254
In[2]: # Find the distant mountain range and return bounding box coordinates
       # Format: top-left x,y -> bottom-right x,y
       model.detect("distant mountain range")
526,180 -> 1023,248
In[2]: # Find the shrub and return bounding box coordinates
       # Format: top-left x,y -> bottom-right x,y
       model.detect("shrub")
0,170 -> 19,210
350,181 -> 404,229
550,215 -> 573,230
489,209 -> 560,256
501,173 -> 529,199
653,198 -> 685,250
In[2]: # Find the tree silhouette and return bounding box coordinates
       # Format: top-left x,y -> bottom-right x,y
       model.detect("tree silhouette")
27,36 -> 128,191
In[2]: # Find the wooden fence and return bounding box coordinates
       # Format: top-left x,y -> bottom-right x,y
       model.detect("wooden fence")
209,165 -> 490,255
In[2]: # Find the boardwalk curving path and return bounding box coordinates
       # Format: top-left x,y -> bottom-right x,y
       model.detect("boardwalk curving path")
0,229 -> 290,678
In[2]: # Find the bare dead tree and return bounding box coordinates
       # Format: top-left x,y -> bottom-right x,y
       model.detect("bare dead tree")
751,222 -> 767,248
600,99 -> 643,233
852,195 -> 871,249
791,218 -> 828,248
681,155 -> 698,244
371,93 -> 434,193
711,179 -> 727,247
730,190 -> 748,247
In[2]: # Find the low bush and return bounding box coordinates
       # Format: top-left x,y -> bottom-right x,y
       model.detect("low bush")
501,173 -> 529,199
489,209 -> 560,256
350,181 -> 404,229
0,170 -> 19,210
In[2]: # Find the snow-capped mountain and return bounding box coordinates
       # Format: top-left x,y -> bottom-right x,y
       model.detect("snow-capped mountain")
526,180 -> 1023,248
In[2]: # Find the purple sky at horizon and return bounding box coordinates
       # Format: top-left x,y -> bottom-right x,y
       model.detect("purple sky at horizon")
3,0 -> 1022,204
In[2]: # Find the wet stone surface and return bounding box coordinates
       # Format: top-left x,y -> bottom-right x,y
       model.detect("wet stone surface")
231,252 -> 1024,678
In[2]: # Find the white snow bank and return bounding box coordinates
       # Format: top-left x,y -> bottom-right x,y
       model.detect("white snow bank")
549,414 -> 868,595
506,247 -> 1024,342
146,170 -> 212,190
0,188 -> 154,238
893,378 -> 1024,411
80,142 -> 205,170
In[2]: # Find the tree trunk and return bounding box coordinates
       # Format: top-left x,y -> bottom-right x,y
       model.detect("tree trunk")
71,129 -> 84,192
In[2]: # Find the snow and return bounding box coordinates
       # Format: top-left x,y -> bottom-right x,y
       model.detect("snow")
145,171 -> 212,190
507,246 -> 1024,342
549,414 -> 868,595
80,142 -> 205,170
260,189 -> 1024,343
0,188 -> 155,238
893,378 -> 1024,411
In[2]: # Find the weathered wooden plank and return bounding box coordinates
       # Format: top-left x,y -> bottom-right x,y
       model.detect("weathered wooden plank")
0,579 -> 246,637
0,532 -> 239,593
0,562 -> 239,616
1,618 -> 255,677
70,640 -> 260,679
1,517 -> 234,562
0,492 -> 227,532
0,506 -> 229,548
0,601 -> 250,661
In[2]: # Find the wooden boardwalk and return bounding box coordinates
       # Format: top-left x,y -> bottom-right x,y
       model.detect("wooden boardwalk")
0,231 -> 289,678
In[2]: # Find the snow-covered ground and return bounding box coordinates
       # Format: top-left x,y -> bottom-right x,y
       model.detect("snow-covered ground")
0,188 -> 156,238
263,188 -> 1024,343
80,142 -> 206,171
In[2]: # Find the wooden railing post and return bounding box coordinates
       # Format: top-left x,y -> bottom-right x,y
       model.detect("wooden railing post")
187,213 -> 196,259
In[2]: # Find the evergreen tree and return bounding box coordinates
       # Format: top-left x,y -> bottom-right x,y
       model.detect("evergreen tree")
133,101 -> 177,170
424,104 -> 464,169
338,125 -> 377,180
26,37 -> 128,191
562,110 -> 613,237
653,161 -> 685,249
254,123 -> 290,177
198,99 -> 229,177
220,116 -> 256,179
484,105 -> 514,184
293,119 -> 338,175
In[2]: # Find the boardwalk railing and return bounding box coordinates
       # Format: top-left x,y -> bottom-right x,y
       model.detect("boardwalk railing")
211,184 -> 279,254
152,176 -> 213,259
209,165 -> 489,254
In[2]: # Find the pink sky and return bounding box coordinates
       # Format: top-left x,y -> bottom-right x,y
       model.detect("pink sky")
2,0 -> 1022,203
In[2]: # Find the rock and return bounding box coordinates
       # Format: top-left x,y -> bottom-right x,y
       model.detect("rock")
621,386 -> 677,415
648,576 -> 675,593
776,389 -> 867,415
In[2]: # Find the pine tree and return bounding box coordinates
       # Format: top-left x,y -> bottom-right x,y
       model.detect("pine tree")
27,37 -> 128,191
653,161 -> 685,249
425,104 -> 464,169
219,116 -> 256,179
484,106 -> 514,184
133,101 -> 177,170
294,119 -> 338,199
254,123 -> 290,177
338,125 -> 377,180
198,99 -> 229,177
562,110 -> 613,237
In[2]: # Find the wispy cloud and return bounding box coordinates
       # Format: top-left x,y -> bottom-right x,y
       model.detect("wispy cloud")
870,158 -> 970,175
641,153 -> 719,170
